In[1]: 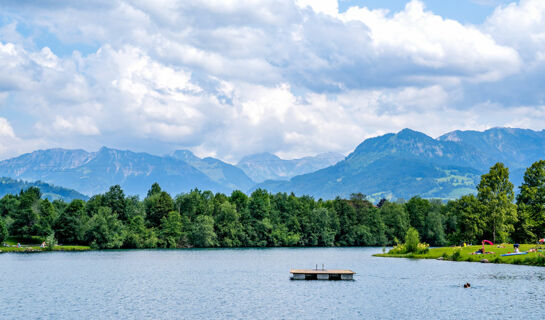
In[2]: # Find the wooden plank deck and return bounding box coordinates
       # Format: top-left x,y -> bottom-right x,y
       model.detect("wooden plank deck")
290,269 -> 355,275
290,268 -> 356,280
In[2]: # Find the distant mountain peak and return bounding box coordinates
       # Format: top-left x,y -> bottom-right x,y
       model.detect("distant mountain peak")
237,152 -> 344,183
98,146 -> 113,152
398,128 -> 419,134
313,152 -> 345,161
169,149 -> 255,191
396,128 -> 434,141
171,150 -> 201,163
97,146 -> 136,154
238,152 -> 281,163
440,131 -> 461,142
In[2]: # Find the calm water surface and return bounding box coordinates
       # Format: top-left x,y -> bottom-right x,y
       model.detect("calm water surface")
1,248 -> 545,319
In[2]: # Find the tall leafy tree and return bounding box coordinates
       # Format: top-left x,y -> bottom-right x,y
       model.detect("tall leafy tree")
160,211 -> 183,248
347,195 -> 383,246
145,189 -> 175,227
125,215 -> 158,248
380,201 -> 410,244
423,200 -> 446,246
85,206 -> 125,249
190,215 -> 217,247
35,199 -> 58,237
333,198 -> 359,245
124,196 -> 145,220
361,207 -> 386,246
55,199 -> 87,244
103,185 -> 127,220
275,194 -> 305,245
444,195 -> 483,244
0,194 -> 19,218
215,202 -> 244,247
477,163 -> 517,243
405,196 -> 430,236
512,207 -> 535,243
11,187 -> 41,238
0,216 -> 7,243
247,189 -> 271,246
85,195 -> 104,217
306,208 -> 337,246
176,189 -> 214,220
147,183 -> 162,198
516,160 -> 545,241
229,190 -> 249,212
248,189 -> 271,220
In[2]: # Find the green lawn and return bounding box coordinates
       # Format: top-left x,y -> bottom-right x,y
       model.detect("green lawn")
374,244 -> 545,267
1,236 -> 91,253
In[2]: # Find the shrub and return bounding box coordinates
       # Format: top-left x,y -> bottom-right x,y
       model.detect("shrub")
389,243 -> 407,254
451,248 -> 462,261
534,255 -> 545,266
405,228 -> 420,253
44,233 -> 57,251
387,228 -> 429,254
525,254 -> 545,266
416,242 -> 429,254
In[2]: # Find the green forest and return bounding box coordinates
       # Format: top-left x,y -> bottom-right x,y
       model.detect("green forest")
1,161 -> 544,249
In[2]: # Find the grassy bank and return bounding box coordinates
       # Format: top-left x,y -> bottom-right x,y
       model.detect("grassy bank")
374,244 -> 545,267
1,237 -> 91,253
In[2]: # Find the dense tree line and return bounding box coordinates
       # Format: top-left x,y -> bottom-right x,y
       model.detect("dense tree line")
1,161 -> 545,249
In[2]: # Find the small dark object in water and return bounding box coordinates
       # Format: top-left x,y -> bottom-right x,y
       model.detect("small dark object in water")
463,283 -> 471,288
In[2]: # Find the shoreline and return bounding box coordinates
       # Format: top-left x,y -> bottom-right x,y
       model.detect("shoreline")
374,244 -> 545,267
1,245 -> 378,253
1,245 -> 91,253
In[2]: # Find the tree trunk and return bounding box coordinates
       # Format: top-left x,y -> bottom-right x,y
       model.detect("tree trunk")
493,225 -> 496,244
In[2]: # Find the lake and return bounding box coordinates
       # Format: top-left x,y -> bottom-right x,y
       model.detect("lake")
1,247 -> 544,319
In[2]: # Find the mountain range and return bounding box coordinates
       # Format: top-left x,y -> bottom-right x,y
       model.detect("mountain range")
0,127 -> 543,201
236,152 -> 344,183
258,128 -> 545,201
0,147 -> 339,198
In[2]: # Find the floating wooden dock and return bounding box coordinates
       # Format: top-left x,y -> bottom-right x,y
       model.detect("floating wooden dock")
290,268 -> 355,280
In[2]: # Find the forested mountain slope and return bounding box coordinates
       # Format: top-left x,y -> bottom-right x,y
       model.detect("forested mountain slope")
257,128 -> 545,201
0,177 -> 87,201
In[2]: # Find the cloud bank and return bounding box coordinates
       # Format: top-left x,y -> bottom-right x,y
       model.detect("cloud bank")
0,0 -> 544,161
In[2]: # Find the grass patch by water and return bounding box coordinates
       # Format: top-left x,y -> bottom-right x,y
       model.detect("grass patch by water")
1,236 -> 91,253
374,244 -> 545,267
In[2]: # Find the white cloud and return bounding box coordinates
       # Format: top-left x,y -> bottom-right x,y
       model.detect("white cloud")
0,117 -> 42,160
296,0 -> 338,16
341,0 -> 521,81
51,116 -> 100,136
485,0 -> 545,60
0,118 -> 15,138
0,0 -> 544,162
0,42 -> 33,91
30,47 -> 60,68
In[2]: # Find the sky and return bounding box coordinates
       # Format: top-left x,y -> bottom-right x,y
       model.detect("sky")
0,0 -> 544,162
